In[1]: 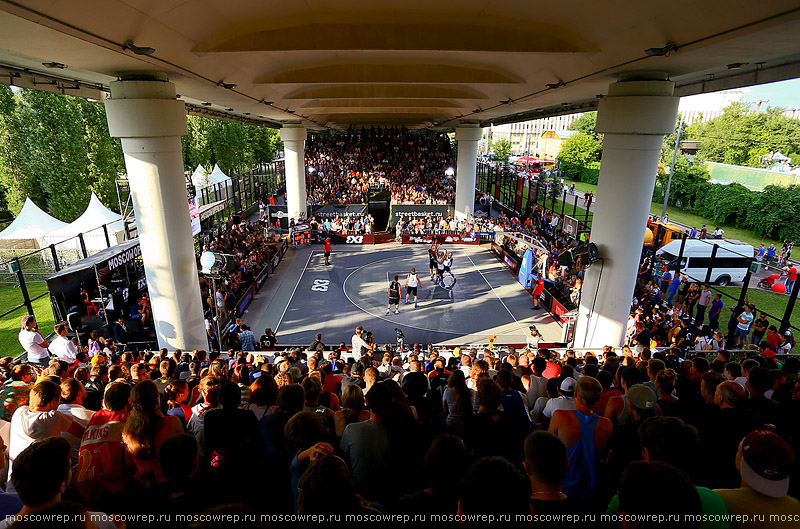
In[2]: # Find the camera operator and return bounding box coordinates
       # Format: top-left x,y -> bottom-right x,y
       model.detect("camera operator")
350,326 -> 374,360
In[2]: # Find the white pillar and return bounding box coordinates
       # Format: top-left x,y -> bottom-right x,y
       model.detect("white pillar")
454,125 -> 482,220
574,74 -> 679,348
281,125 -> 307,223
105,78 -> 207,352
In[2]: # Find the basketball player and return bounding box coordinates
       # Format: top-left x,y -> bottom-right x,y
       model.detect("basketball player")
428,241 -> 439,281
387,274 -> 401,314
324,237 -> 331,266
404,267 -> 423,308
443,252 -> 455,281
435,250 -> 446,287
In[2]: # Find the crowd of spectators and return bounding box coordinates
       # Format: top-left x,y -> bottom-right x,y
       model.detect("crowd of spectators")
199,220 -> 285,348
309,215 -> 375,236
631,260 -> 795,355
305,127 -> 455,206
3,331 -> 800,527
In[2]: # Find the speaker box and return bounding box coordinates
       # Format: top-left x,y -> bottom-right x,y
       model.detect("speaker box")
66,312 -> 82,332
557,250 -> 574,267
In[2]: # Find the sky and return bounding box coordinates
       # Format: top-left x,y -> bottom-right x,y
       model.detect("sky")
739,78 -> 800,110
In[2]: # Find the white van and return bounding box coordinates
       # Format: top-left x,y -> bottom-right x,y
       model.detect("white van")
656,240 -> 754,286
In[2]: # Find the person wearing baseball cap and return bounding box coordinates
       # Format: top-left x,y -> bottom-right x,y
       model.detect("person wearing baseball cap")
715,430 -> 800,525
627,384 -> 658,419
542,377 -> 577,420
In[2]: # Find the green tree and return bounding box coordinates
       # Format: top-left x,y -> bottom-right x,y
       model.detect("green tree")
0,86 -> 35,214
492,137 -> 512,163
569,111 -> 598,136
16,89 -> 90,221
654,156 -> 710,209
78,99 -> 124,209
687,102 -> 800,168
557,132 -> 602,167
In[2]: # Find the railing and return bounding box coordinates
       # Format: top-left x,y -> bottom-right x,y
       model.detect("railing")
0,159 -> 287,343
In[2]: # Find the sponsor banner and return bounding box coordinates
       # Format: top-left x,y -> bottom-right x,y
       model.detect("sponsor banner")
311,233 -> 375,245
310,204 -> 368,218
514,176 -> 524,212
199,200 -> 227,221
268,206 -> 311,228
490,241 -> 504,258
188,199 -> 201,236
107,244 -> 141,271
503,251 -> 521,275
268,205 -> 289,228
390,204 -> 454,227
550,295 -> 570,323
255,265 -> 270,292
237,285 -> 255,313
401,234 -> 478,245
518,249 -> 534,288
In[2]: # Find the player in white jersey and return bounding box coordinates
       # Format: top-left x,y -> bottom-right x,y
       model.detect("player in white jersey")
443,252 -> 455,281
404,267 -> 423,308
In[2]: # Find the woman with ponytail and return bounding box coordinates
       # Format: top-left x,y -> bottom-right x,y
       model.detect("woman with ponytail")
164,380 -> 192,427
122,380 -> 183,487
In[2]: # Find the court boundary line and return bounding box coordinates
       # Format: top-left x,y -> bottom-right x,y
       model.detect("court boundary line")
462,249 -> 529,336
275,250 -> 314,332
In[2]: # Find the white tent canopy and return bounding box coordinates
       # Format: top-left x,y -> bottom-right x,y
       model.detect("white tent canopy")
209,164 -> 232,185
0,197 -> 68,248
190,164 -> 211,189
42,193 -> 126,251
191,163 -> 231,189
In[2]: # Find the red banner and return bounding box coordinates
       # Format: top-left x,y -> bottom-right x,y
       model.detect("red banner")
514,176 -> 524,212
314,233 -> 374,245
550,295 -> 570,323
494,168 -> 502,199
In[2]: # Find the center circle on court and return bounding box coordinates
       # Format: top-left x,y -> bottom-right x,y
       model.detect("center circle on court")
342,252 -> 468,335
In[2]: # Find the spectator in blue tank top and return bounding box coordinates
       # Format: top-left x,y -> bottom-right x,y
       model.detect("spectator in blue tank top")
548,376 -> 613,499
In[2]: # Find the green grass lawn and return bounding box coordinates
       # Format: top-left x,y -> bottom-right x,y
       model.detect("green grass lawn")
560,177 -> 781,248
0,281 -> 54,357
720,286 -> 799,331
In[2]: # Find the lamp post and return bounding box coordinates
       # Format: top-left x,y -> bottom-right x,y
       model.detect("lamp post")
661,121 -> 683,220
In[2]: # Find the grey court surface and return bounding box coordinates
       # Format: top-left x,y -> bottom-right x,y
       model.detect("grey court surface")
247,243 -> 562,348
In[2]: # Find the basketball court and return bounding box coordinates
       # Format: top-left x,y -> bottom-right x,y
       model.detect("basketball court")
248,243 -> 562,348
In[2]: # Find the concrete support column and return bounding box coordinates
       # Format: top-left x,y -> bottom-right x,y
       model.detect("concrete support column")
454,125 -> 482,220
280,125 -> 308,223
574,74 -> 679,348
105,78 -> 207,352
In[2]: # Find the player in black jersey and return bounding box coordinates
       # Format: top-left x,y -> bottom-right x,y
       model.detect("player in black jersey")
387,275 -> 401,314
428,241 -> 439,280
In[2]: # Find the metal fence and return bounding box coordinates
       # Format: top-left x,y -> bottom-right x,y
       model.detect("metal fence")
0,159 -> 286,335
477,162 -> 593,236
651,232 -> 800,340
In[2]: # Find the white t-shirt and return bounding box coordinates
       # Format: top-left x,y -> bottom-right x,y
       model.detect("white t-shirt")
18,330 -> 49,361
57,403 -> 95,468
8,407 -> 73,484
407,273 -> 419,287
350,334 -> 370,359
50,335 -> 78,363
542,396 -> 576,418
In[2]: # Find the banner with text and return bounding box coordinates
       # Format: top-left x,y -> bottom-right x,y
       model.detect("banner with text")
310,204 -> 368,219
311,233 -> 375,245
401,234 -> 478,245
390,204 -> 454,227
